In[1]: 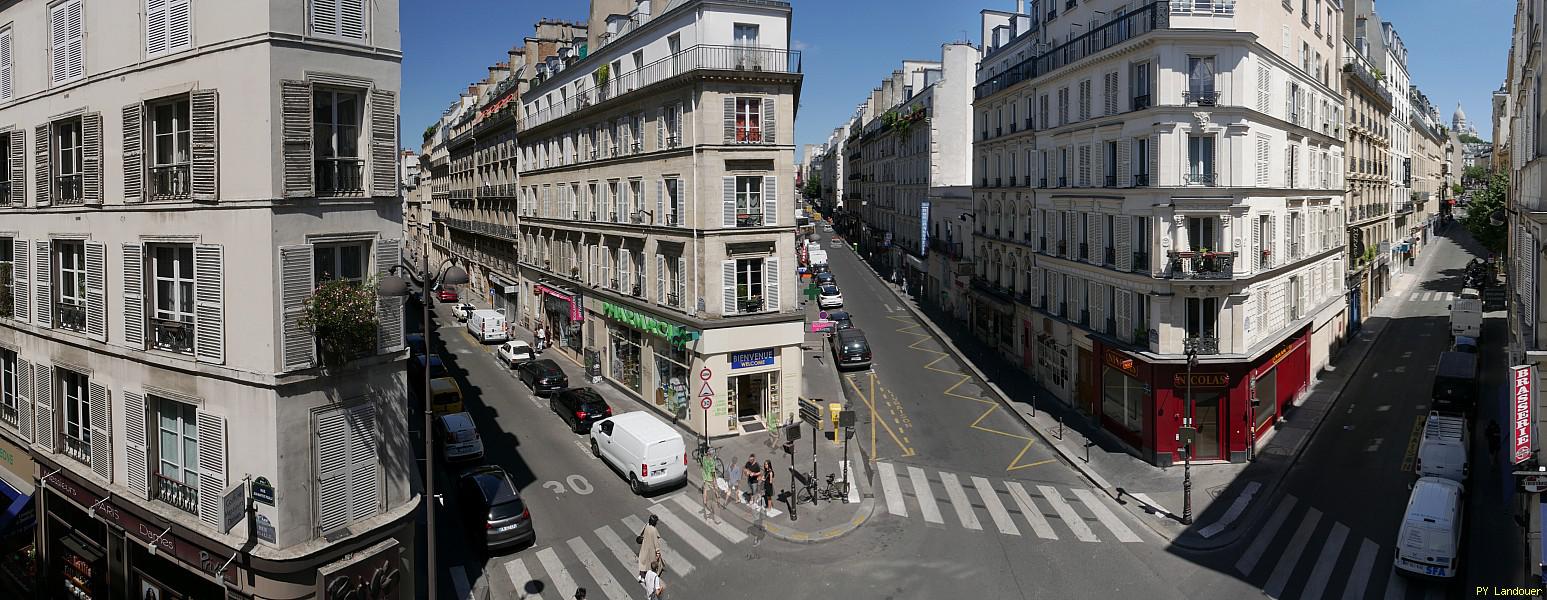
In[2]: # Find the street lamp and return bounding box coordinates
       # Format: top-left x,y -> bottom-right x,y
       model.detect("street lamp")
377,243 -> 468,598
1180,337 -> 1201,525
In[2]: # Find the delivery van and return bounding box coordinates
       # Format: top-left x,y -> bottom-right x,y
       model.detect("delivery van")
1449,298 -> 1482,338
1415,411 -> 1468,483
1431,352 -> 1478,415
466,309 -> 508,343
1394,477 -> 1463,579
589,411 -> 687,494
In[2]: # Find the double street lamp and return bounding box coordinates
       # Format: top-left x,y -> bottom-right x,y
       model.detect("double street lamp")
377,244 -> 468,599
1180,337 -> 1202,526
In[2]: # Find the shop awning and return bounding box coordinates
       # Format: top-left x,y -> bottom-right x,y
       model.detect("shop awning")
0,479 -> 34,537
906,254 -> 925,271
489,274 -> 518,294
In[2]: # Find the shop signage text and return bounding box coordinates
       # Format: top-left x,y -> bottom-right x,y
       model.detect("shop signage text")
46,473 -> 238,584
535,285 -> 584,322
1174,373 -> 1230,388
601,301 -> 701,347
1261,337 -> 1306,373
1103,349 -> 1138,378
730,348 -> 776,369
919,201 -> 930,258
323,550 -> 403,600
1513,365 -> 1536,465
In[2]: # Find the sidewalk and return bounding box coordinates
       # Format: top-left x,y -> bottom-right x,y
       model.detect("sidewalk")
463,290 -> 875,544
846,241 -> 1439,552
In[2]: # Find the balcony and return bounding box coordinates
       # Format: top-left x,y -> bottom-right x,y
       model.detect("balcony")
1185,172 -> 1217,186
315,158 -> 365,196
995,177 -> 1002,188
1133,251 -> 1151,271
0,181 -> 9,206
523,45 -> 802,131
1046,8 -> 1057,21
1078,242 -> 1089,260
930,238 -> 964,259
150,164 -> 190,198
1039,177 -> 1048,188
55,174 -> 83,205
63,434 -> 90,464
1183,335 -> 1221,356
1132,94 -> 1152,111
56,302 -> 86,332
1340,60 -> 1394,107
1057,176 -> 1067,188
1104,175 -> 1116,187
1183,90 -> 1219,106
1170,1 -> 1236,16
150,316 -> 194,354
1103,247 -> 1116,266
737,213 -> 765,227
1133,173 -> 1150,187
970,277 -> 1016,304
976,2 -> 1168,99
1167,251 -> 1234,280
155,471 -> 199,515
980,177 -> 988,188
1056,239 -> 1068,256
1039,237 -> 1048,252
737,296 -> 765,313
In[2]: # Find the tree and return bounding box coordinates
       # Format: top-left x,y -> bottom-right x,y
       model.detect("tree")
1452,183 -> 1464,196
1463,164 -> 1490,184
1459,133 -> 1487,145
1461,171 -> 1509,254
802,178 -> 822,199
422,124 -> 437,142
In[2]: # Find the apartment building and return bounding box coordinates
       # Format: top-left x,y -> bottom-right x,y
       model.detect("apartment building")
1377,21 -> 1414,274
441,0 -> 804,436
0,0 -> 412,598
1408,85 -> 1446,252
970,0 -> 1346,466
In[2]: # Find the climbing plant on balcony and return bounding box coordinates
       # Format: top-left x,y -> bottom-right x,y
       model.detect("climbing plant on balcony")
300,279 -> 380,368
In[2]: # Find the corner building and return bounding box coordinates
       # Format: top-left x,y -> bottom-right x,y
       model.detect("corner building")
973,0 -> 1347,465
0,0 -> 414,597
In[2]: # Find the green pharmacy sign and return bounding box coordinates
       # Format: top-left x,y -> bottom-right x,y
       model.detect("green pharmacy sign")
601,301 -> 701,348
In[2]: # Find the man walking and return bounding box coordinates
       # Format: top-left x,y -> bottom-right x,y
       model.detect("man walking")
700,449 -> 719,522
744,454 -> 762,504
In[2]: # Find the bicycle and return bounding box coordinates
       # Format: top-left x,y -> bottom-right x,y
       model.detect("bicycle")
795,473 -> 849,505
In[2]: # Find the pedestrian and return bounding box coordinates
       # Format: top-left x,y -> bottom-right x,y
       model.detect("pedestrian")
724,456 -> 743,506
1488,419 -> 1502,459
700,449 -> 719,522
535,325 -> 547,351
574,589 -> 587,600
635,514 -> 661,581
744,454 -> 762,504
762,459 -> 775,514
641,557 -> 665,600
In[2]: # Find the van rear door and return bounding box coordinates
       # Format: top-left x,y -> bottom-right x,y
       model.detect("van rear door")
645,437 -> 685,481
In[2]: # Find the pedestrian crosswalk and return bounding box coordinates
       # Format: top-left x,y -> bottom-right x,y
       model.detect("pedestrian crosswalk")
470,491 -> 752,600
1233,493 -> 1451,600
1406,291 -> 1455,303
871,461 -> 1144,544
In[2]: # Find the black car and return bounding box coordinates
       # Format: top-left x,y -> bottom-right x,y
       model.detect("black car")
826,310 -> 854,330
830,328 -> 872,369
457,466 -> 535,552
518,359 -> 569,394
550,388 -> 613,433
405,333 -> 427,357
814,271 -> 837,287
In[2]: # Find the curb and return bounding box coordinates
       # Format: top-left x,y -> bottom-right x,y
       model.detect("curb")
679,471 -> 877,544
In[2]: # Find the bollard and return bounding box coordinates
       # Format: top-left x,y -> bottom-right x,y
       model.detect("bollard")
1057,414 -> 1064,440
1030,393 -> 1037,418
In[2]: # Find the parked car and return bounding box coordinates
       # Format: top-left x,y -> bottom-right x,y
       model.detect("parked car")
436,287 -> 460,302
410,354 -> 450,385
428,378 -> 465,414
550,388 -> 613,433
826,310 -> 854,330
1451,335 -> 1479,354
435,412 -> 485,464
1431,351 -> 1478,416
814,272 -> 837,287
405,333 -> 427,357
496,340 -> 536,367
452,303 -> 476,321
589,411 -> 687,494
467,309 -> 508,343
518,359 -> 569,394
457,466 -> 535,552
1416,411 -> 1469,483
830,328 -> 872,369
818,285 -> 844,309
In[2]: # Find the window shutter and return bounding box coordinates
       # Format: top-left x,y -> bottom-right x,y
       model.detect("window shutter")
13,358 -> 29,443
722,260 -> 736,315
79,112 -> 102,205
190,89 -> 219,201
656,255 -> 665,304
1251,217 -> 1262,271
762,96 -> 776,144
374,239 -> 401,354
723,97 -> 736,143
0,29 -> 11,102
1078,145 -> 1090,186
1029,267 -> 1042,306
369,89 -> 397,197
1149,134 -> 1159,185
656,107 -> 665,150
280,244 -> 315,370
1116,217 -> 1132,271
764,257 -> 781,312
1105,72 -> 1118,115
196,411 -> 227,529
85,241 -> 106,341
122,244 -> 144,349
123,391 -> 149,499
1256,135 -> 1269,187
146,0 -> 169,56
34,240 -> 49,329
346,404 -> 379,521
194,244 -> 225,363
722,176 -> 736,227
1257,63 -> 1271,114
676,257 -> 686,308
1115,289 -> 1133,341
167,0 -> 191,51
32,364 -> 53,452
655,179 -> 664,225
281,80 -> 314,197
1117,140 -> 1131,187
339,0 -> 366,40
34,124 -> 48,207
88,381 -> 109,480
312,0 -> 339,36
11,239 -> 27,323
123,103 -> 144,203
316,408 -> 349,531
1267,215 -> 1278,267
763,176 -> 778,226
619,248 -> 631,290
1086,216 -> 1100,262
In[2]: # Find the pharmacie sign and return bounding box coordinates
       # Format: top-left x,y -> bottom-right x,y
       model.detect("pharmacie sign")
1513,364 -> 1536,465
601,301 -> 701,347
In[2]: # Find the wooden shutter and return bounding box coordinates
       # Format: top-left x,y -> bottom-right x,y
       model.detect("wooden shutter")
721,260 -> 736,315
1149,134 -> 1159,186
655,179 -> 664,225
11,240 -> 26,323
147,0 -> 169,55
619,248 -> 631,290
122,244 -> 145,349
1117,140 -> 1131,187
1078,145 -> 1090,186
375,239 -> 401,354
346,404 -> 379,521
85,241 -> 105,341
6,130 -> 21,206
50,0 -> 83,83
339,0 -> 366,39
13,358 -> 29,443
370,89 -> 396,196
1267,215 -> 1278,267
1251,216 -> 1262,272
722,176 -> 736,227
657,107 -> 666,150
762,96 -> 776,144
723,96 -> 736,143
33,124 -> 48,207
196,411 -> 227,529
1029,267 -> 1043,306
81,112 -> 102,205
0,29 -> 11,102
279,244 -> 315,370
312,0 -> 339,36
167,0 -> 191,51
123,391 -> 149,499
316,408 -> 349,532
34,240 -> 49,329
88,381 -> 109,480
1116,217 -> 1132,271
281,80 -> 314,197
656,255 -> 665,304
123,103 -> 144,203
1085,215 -> 1099,262
764,257 -> 781,312
762,176 -> 778,226
676,257 -> 686,308
191,89 -> 219,201
32,364 -> 53,452
194,244 -> 225,363
1257,63 -> 1271,114
1115,289 -> 1133,341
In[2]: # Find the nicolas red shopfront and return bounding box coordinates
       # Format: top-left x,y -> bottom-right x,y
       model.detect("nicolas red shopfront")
1091,328 -> 1311,466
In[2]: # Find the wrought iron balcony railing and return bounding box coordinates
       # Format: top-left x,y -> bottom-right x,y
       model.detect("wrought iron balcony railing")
156,471 -> 199,515
56,302 -> 87,332
977,3 -> 1168,100
63,433 -> 90,464
56,174 -> 83,205
1167,251 -> 1234,280
315,158 -> 365,196
1183,89 -> 1219,106
1185,172 -> 1217,186
151,316 -> 194,354
151,164 -> 190,198
1183,335 -> 1221,356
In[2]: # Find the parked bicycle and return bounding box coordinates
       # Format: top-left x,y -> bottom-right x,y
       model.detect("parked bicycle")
795,473 -> 848,505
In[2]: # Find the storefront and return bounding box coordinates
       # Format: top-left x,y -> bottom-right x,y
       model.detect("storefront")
535,283 -> 584,357
597,301 -> 702,421
489,273 -> 520,317
970,290 -> 1015,351
727,347 -> 781,431
0,435 -> 35,595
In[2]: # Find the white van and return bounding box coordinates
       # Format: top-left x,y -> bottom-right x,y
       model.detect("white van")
1415,411 -> 1469,483
589,411 -> 687,494
466,309 -> 508,343
1394,477 -> 1464,579
1449,298 -> 1482,338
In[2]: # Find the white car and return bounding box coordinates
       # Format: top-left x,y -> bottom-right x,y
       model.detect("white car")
451,303 -> 476,321
818,285 -> 844,309
496,340 -> 536,367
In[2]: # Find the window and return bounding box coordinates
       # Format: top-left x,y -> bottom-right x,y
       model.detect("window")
1187,56 -> 1216,103
1188,135 -> 1215,185
145,0 -> 192,56
150,97 -> 191,197
311,0 -> 366,40
0,28 -> 12,102
628,179 -> 643,222
316,404 -> 381,532
155,398 -> 200,514
733,23 -> 760,46
1187,217 -> 1218,252
0,349 -> 15,429
1185,297 -> 1219,339
1102,365 -> 1144,434
735,98 -> 762,142
0,238 -> 10,319
1132,216 -> 1151,269
313,89 -> 363,195
1104,141 -> 1117,186
150,244 -> 194,354
663,178 -> 681,225
314,241 -> 368,285
736,257 -> 764,312
56,118 -> 83,203
56,240 -> 86,331
49,0 -> 84,84
664,103 -> 682,147
1134,138 -> 1149,183
608,180 -> 620,220
1131,62 -> 1150,109
60,369 -> 89,464
736,176 -> 763,226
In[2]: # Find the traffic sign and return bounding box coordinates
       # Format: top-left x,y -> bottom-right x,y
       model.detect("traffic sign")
698,381 -> 715,397
701,396 -> 714,410
1522,473 -> 1547,493
818,310 -> 830,320
699,368 -> 712,381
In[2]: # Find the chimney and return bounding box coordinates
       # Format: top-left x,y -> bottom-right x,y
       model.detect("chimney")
1015,0 -> 1024,14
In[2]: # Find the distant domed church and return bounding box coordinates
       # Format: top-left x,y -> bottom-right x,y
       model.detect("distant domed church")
1452,102 -> 1479,137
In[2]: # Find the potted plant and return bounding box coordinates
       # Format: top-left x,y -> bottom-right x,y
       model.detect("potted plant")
300,279 -> 380,369
592,64 -> 610,85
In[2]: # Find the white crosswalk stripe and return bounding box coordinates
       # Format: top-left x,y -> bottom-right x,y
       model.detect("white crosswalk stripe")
1005,481 -> 1058,540
1409,292 -> 1421,302
939,472 -> 982,530
1341,538 -> 1380,600
1037,485 -> 1098,542
566,537 -> 630,600
534,547 -> 578,600
1235,495 -> 1298,576
594,524 -> 657,576
505,558 -> 547,600
970,476 -> 1020,536
1297,521 -> 1349,600
878,462 -> 908,517
1071,489 -> 1141,543
621,515 -> 695,576
668,494 -> 750,543
1263,507 -> 1322,598
908,465 -> 945,524
652,508 -> 724,561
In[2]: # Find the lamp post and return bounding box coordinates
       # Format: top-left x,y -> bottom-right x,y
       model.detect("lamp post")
377,243 -> 468,599
1180,337 -> 1199,525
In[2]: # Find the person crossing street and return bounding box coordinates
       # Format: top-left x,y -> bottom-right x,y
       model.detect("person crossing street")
700,448 -> 720,523
635,514 -> 662,582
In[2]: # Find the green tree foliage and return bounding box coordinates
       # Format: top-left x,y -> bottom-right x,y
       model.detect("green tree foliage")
422,124 -> 437,142
1459,133 -> 1487,145
1463,164 -> 1490,184
1461,171 -> 1509,254
802,178 -> 822,199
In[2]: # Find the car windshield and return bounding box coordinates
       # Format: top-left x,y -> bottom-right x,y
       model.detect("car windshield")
490,497 -> 527,520
844,341 -> 867,351
450,428 -> 478,443
579,400 -> 608,414
821,286 -> 839,294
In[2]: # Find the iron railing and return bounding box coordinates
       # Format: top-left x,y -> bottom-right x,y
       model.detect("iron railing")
976,3 -> 1169,100
1185,172 -> 1217,186
56,174 -> 83,205
737,213 -> 765,227
1133,251 -> 1151,271
1167,251 -> 1234,280
1133,173 -> 1150,187
151,164 -> 190,198
151,316 -> 194,354
155,471 -> 199,515
316,158 -> 365,196
63,434 -> 90,464
1183,90 -> 1219,106
0,181 -> 9,206
56,302 -> 86,331
1169,0 -> 1236,16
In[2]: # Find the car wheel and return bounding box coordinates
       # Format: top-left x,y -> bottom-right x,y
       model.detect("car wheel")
630,474 -> 645,495
572,421 -> 583,435
590,439 -> 601,457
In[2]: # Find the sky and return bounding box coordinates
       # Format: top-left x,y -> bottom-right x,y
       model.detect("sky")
401,0 -> 1515,160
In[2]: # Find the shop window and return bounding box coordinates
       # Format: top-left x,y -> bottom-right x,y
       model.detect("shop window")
154,398 -> 200,515
60,368 -> 90,465
656,344 -> 690,420
1101,365 -> 1144,434
608,323 -> 643,393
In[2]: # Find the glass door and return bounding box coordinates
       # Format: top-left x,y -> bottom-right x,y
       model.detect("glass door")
1191,391 -> 1221,459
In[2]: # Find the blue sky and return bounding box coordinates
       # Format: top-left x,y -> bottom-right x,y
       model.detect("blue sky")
402,0 -> 1513,159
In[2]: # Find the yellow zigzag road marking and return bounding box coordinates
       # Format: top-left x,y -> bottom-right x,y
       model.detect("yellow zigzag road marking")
888,315 -> 1048,472
844,373 -> 915,458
